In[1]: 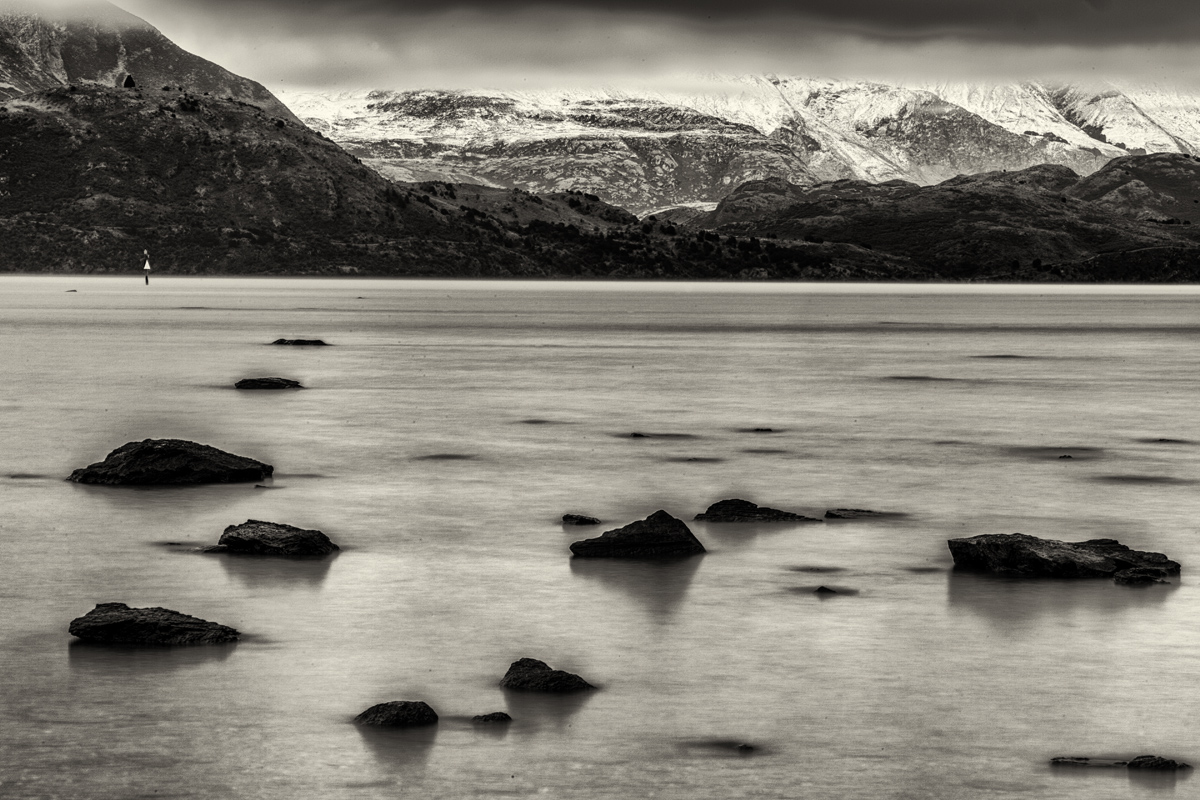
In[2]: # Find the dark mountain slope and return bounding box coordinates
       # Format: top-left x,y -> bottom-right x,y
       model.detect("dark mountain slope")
0,1 -> 297,122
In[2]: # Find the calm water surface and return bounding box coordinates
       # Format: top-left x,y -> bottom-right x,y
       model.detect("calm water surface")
1,277 -> 1198,799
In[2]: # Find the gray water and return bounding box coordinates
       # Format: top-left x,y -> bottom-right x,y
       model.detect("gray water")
1,276 -> 1198,799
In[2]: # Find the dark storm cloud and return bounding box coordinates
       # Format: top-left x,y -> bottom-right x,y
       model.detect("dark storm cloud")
154,0 -> 1200,45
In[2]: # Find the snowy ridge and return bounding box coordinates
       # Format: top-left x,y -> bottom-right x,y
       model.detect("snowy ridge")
279,75 -> 1200,214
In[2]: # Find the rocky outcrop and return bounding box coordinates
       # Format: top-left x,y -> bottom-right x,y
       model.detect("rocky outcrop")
562,514 -> 601,525
68,439 -> 273,485
354,701 -> 438,727
948,533 -> 1180,581
234,377 -> 303,390
1052,755 -> 1191,770
499,658 -> 594,692
472,712 -> 512,723
207,520 -> 339,557
271,339 -> 328,346
68,602 -> 239,645
694,499 -> 819,523
569,510 -> 705,558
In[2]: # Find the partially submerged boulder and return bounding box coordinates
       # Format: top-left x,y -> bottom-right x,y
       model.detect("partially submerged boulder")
68,439 -> 273,485
472,712 -> 512,723
354,701 -> 438,727
69,602 -> 239,645
948,533 -> 1179,582
207,519 -> 338,557
569,510 -> 705,558
500,658 -> 594,692
235,377 -> 303,390
1113,567 -> 1173,586
1051,755 -> 1190,770
694,499 -> 819,523
272,338 -> 327,346
562,514 -> 601,525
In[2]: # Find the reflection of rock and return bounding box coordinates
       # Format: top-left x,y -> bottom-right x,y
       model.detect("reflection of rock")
355,701 -> 438,727
503,687 -> 593,733
562,514 -> 601,525
68,603 -> 239,645
356,723 -> 438,775
472,712 -> 512,723
570,510 -> 705,558
207,519 -> 339,556
948,533 -> 1180,583
695,499 -> 819,523
235,377 -> 303,390
947,570 -> 1174,627
570,555 -> 702,621
500,658 -> 594,692
68,638 -> 237,674
68,439 -> 273,485
216,552 -> 336,589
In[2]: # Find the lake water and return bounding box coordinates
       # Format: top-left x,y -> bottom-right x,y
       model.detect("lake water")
1,276 -> 1198,799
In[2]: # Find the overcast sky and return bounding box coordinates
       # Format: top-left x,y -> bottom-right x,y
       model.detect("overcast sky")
108,1 -> 1200,91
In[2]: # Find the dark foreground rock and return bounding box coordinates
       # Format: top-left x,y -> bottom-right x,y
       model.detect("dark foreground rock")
235,377 -> 303,390
570,510 -> 705,558
207,519 -> 339,557
694,499 -> 819,523
472,712 -> 512,723
272,338 -> 328,346
68,439 -> 273,485
354,701 -> 438,727
562,514 -> 602,525
947,533 -> 1180,581
68,602 -> 239,645
1052,755 -> 1190,770
500,658 -> 595,692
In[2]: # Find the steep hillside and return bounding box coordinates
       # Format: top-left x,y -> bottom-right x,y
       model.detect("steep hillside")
0,1 -> 297,122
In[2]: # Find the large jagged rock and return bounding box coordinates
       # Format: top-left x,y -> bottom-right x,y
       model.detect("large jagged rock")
694,498 -> 819,523
354,701 -> 438,727
68,602 -> 239,645
569,510 -> 705,558
948,533 -> 1180,581
68,439 -> 273,485
500,658 -> 594,693
207,519 -> 338,557
234,377 -> 303,390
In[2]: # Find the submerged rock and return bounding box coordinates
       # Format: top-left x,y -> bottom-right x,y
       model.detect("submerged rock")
500,658 -> 594,692
814,586 -> 838,595
562,514 -> 602,525
948,533 -> 1180,581
207,519 -> 339,557
1051,755 -> 1190,770
570,510 -> 705,558
1128,755 -> 1191,770
354,701 -> 438,727
472,712 -> 512,723
234,377 -> 303,390
694,499 -> 819,523
68,602 -> 239,645
272,338 -> 327,346
825,508 -> 886,519
68,439 -> 273,485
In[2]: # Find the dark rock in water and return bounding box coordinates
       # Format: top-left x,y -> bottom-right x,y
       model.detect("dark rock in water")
751,428 -> 774,433
65,289 -> 77,292
1128,755 -> 1191,770
695,498 -> 819,523
629,432 -> 647,438
472,712 -> 512,723
562,514 -> 602,525
570,510 -> 705,558
1113,567 -> 1173,585
500,658 -> 595,692
1051,755 -> 1191,770
354,701 -> 438,727
825,508 -> 886,519
68,602 -> 239,645
235,377 -> 303,390
814,586 -> 838,594
947,533 -> 1180,581
271,338 -> 328,346
1059,454 -> 1073,459
68,439 -> 273,485
207,519 -> 338,557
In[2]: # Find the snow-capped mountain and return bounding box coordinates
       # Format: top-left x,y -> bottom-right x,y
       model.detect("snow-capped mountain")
281,76 -> 1200,214
0,0 -> 297,122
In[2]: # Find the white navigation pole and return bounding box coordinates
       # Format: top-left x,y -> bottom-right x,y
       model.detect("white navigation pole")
143,249 -> 151,286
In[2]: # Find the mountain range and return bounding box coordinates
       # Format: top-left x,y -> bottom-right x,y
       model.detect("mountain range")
281,77 -> 1200,215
